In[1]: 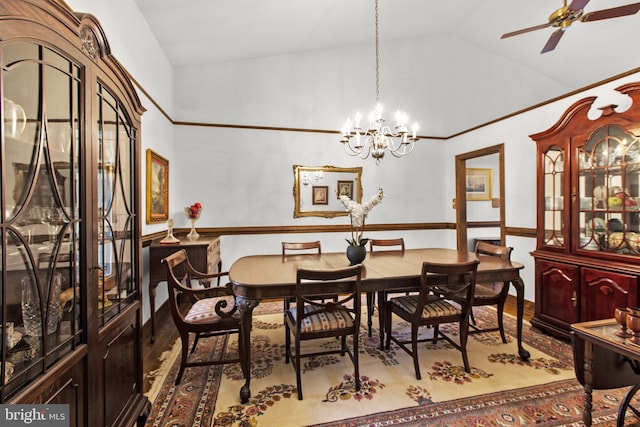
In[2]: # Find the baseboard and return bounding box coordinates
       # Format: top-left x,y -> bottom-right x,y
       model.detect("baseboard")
143,299 -> 171,342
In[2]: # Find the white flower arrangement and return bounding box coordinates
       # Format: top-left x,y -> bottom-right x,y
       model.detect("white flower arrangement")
339,188 -> 383,247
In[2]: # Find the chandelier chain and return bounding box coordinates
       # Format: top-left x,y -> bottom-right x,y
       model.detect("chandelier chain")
375,0 -> 380,103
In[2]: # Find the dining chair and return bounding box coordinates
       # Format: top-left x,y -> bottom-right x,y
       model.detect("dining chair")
385,259 -> 478,379
282,240 -> 321,256
368,238 -> 406,346
162,249 -> 243,385
469,241 -> 513,343
284,264 -> 362,400
282,240 -> 336,308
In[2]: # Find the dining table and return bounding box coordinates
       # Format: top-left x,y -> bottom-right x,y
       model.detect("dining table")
229,247 -> 530,403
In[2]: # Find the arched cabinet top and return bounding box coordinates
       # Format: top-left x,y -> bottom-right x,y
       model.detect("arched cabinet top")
530,82 -> 640,142
0,0 -> 145,117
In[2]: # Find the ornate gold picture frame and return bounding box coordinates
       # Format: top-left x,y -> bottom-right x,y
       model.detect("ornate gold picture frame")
293,165 -> 362,218
146,149 -> 169,223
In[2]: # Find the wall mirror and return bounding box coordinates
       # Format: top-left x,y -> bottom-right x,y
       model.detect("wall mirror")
293,165 -> 362,218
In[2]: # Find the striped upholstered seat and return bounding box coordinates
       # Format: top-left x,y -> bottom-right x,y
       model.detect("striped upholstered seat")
184,296 -> 239,324
389,295 -> 460,319
288,305 -> 354,333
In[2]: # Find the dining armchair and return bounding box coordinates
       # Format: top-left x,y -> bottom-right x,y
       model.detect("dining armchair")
162,249 -> 243,385
385,259 -> 478,379
469,241 -> 513,343
284,264 -> 363,400
368,238 -> 406,346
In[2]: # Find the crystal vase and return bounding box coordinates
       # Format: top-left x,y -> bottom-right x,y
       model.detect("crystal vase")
185,206 -> 202,240
187,218 -> 199,240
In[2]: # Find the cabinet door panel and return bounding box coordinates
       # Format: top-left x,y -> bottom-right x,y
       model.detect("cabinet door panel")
101,308 -> 139,427
536,260 -> 580,329
581,268 -> 638,321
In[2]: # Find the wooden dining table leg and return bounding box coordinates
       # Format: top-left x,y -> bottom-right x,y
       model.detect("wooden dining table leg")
377,290 -> 388,349
510,276 -> 531,361
235,295 -> 259,403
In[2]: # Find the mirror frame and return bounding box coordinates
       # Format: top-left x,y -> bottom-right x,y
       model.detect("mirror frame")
293,165 -> 362,218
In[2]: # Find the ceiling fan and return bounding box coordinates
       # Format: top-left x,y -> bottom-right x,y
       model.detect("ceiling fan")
501,0 -> 640,53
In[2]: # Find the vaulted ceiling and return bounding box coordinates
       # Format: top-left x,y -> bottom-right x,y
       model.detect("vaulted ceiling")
134,0 -> 640,136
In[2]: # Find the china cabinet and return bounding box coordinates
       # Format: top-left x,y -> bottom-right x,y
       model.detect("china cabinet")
531,83 -> 640,339
0,1 -> 148,426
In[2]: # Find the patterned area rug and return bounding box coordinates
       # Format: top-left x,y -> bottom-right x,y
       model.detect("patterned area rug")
144,301 -> 636,427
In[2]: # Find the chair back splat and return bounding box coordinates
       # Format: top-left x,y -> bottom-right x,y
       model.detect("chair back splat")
282,240 -> 321,256
284,264 -> 363,400
162,249 -> 243,385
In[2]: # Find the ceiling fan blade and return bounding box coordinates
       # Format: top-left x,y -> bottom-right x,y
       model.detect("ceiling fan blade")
541,28 -> 565,54
501,23 -> 550,39
582,2 -> 640,22
567,0 -> 591,12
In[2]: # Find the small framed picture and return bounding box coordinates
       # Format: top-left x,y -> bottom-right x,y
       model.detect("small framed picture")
312,186 -> 329,205
337,180 -> 353,199
466,168 -> 492,201
146,149 -> 169,223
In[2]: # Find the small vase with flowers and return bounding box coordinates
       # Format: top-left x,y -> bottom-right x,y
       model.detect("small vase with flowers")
339,188 -> 383,264
185,202 -> 202,240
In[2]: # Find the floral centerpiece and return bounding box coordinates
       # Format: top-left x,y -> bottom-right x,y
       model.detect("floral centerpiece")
184,202 -> 202,239
339,188 -> 383,264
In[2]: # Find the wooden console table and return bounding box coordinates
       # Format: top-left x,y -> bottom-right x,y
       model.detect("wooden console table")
148,236 -> 221,343
571,319 -> 640,426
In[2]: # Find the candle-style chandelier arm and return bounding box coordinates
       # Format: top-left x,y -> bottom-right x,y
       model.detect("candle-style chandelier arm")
338,0 -> 419,164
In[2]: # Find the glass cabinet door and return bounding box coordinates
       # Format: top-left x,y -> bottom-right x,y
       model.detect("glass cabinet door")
543,145 -> 566,247
96,83 -> 137,326
1,42 -> 82,398
578,125 -> 640,255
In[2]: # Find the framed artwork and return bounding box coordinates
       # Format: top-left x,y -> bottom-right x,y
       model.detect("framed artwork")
337,180 -> 353,199
292,165 -> 363,218
466,168 -> 492,201
146,149 -> 169,223
312,186 -> 329,205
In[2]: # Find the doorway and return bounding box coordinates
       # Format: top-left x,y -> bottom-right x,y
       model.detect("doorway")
455,144 -> 505,251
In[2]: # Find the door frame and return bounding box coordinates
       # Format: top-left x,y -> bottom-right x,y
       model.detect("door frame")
455,144 -> 505,250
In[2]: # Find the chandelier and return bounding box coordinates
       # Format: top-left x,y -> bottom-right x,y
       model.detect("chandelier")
340,0 -> 419,165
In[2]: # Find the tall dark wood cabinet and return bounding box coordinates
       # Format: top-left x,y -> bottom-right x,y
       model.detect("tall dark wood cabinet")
531,83 -> 640,339
0,1 -> 148,426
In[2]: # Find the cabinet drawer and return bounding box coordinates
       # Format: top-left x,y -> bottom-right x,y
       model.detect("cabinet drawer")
581,268 -> 638,321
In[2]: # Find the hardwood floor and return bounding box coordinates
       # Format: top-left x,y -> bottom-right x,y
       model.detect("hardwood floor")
142,301 -> 179,394
142,295 -> 535,394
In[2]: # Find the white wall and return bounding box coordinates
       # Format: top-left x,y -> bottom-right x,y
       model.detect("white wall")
62,0 -> 640,313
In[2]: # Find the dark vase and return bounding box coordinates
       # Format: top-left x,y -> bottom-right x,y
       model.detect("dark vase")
346,245 -> 367,265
